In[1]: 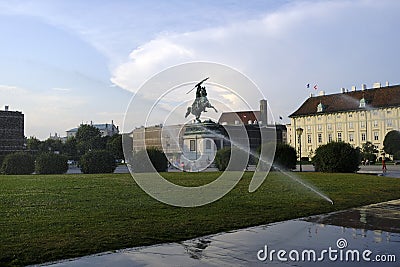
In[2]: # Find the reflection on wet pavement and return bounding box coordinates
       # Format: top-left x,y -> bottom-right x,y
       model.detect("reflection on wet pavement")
43,200 -> 400,267
305,199 -> 400,234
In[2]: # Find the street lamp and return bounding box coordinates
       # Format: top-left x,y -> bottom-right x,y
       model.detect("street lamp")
296,127 -> 304,172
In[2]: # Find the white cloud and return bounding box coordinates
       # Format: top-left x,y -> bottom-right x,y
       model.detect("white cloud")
111,0 -> 400,123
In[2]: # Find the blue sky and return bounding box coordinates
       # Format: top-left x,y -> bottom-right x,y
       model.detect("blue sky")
0,0 -> 399,139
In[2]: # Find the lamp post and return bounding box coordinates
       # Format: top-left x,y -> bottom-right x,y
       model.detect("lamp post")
296,127 -> 304,172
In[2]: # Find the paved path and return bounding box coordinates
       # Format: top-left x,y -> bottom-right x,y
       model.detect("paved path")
41,199 -> 400,267
294,164 -> 400,178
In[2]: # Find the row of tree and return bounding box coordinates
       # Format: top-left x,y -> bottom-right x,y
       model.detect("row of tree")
26,124 -> 123,161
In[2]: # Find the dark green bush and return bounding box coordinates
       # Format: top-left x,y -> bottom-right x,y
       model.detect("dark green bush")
80,150 -> 116,174
383,130 -> 400,155
256,143 -> 295,171
35,153 -> 68,174
214,147 -> 231,171
132,148 -> 168,172
312,141 -> 360,173
214,147 -> 249,171
1,152 -> 35,175
274,143 -> 297,170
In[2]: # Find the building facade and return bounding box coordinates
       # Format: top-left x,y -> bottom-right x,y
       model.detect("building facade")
0,106 -> 24,155
288,83 -> 400,159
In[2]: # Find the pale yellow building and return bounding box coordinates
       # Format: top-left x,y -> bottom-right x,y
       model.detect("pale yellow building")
288,83 -> 400,159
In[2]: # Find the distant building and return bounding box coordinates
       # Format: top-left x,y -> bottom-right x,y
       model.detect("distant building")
0,106 -> 24,155
218,99 -> 287,146
288,82 -> 400,158
66,121 -> 119,138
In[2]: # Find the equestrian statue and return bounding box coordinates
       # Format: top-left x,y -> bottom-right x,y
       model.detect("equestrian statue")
185,77 -> 218,123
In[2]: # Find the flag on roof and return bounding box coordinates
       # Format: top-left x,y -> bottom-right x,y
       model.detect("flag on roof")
306,83 -> 310,88
314,84 -> 318,90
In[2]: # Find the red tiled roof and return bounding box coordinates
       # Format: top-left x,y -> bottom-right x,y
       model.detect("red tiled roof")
218,111 -> 260,124
289,85 -> 400,117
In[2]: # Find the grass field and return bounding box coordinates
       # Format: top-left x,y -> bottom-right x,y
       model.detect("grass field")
1,171 -> 400,266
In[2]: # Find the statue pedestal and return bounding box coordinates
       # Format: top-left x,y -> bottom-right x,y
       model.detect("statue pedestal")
181,120 -> 224,172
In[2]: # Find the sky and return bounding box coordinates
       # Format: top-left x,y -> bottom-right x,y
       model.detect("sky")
0,0 -> 399,140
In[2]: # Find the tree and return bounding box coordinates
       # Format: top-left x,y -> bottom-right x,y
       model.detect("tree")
214,147 -> 231,171
41,138 -> 63,154
75,124 -> 104,156
360,141 -> 378,163
214,147 -> 249,171
26,136 -> 42,152
257,143 -> 296,170
312,141 -> 360,173
63,137 -> 78,160
383,130 -> 400,156
80,150 -> 116,174
1,152 -> 35,175
35,153 -> 68,174
106,134 -> 124,161
132,148 -> 168,172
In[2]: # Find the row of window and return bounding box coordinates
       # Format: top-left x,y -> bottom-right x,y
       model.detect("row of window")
307,110 -> 396,122
306,120 -> 394,132
307,132 -> 380,144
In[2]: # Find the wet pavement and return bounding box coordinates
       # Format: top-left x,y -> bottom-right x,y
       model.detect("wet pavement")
41,199 -> 400,267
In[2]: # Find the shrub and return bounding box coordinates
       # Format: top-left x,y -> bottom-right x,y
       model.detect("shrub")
35,153 -> 68,174
80,150 -> 116,174
256,143 -> 295,171
312,141 -> 360,173
132,148 -> 168,172
274,143 -> 297,170
214,147 -> 249,171
383,130 -> 400,155
1,152 -> 35,175
214,147 -> 231,171
361,152 -> 377,164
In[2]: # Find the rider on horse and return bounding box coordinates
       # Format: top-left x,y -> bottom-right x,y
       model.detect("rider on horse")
185,78 -> 217,122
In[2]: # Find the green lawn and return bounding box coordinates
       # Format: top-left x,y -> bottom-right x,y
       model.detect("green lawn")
1,172 -> 400,266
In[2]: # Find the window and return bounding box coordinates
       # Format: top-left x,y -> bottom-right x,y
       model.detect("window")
317,124 -> 322,131
360,121 -> 365,128
387,110 -> 392,114
307,125 -> 311,131
348,122 -> 353,129
359,98 -> 366,108
361,112 -> 365,117
361,133 -> 366,141
328,133 -> 332,143
349,114 -> 353,118
373,120 -> 378,127
372,110 -> 378,116
337,123 -> 342,130
327,123 -> 332,130
349,133 -> 354,142
337,115 -> 341,119
387,119 -> 393,127
307,118 -> 311,121
190,140 -> 196,151
337,132 -> 342,142
374,132 -> 379,141
206,139 -> 212,150
307,134 -> 312,144
318,133 -> 322,143
317,103 -> 325,112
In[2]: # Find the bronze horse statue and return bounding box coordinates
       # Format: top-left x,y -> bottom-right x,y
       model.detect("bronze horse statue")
185,78 -> 217,123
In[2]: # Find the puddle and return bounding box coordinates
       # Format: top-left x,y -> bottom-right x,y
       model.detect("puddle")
42,200 -> 400,267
